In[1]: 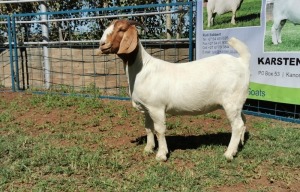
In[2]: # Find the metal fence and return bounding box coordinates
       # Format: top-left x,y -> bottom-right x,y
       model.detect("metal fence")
0,2 -> 299,123
0,15 -> 14,90
0,2 -> 194,95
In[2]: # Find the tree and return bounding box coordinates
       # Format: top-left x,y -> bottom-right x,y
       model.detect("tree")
0,0 -> 193,43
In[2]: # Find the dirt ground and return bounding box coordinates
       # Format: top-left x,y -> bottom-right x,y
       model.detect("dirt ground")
1,91 -> 299,191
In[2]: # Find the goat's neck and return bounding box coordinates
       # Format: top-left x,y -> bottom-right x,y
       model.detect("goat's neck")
118,41 -> 152,96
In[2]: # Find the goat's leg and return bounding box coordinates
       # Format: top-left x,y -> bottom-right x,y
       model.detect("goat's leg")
272,19 -> 286,44
154,122 -> 168,161
240,112 -> 247,145
144,113 -> 155,153
207,10 -> 213,27
231,10 -> 236,25
224,108 -> 245,160
271,23 -> 279,44
277,20 -> 286,44
148,108 -> 168,161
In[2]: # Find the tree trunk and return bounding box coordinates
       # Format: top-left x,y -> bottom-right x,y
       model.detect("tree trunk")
166,0 -> 171,39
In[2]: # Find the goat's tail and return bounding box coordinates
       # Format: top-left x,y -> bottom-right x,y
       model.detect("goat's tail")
228,37 -> 251,66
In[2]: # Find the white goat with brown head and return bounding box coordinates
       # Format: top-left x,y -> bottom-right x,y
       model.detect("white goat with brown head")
98,20 -> 251,161
207,0 -> 243,27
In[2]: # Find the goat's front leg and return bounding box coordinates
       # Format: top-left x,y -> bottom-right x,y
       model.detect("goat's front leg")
144,113 -> 155,154
231,11 -> 236,25
207,11 -> 213,27
272,20 -> 286,44
149,108 -> 168,161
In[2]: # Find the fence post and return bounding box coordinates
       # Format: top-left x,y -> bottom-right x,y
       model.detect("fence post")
188,1 -> 194,61
7,16 -> 16,91
11,16 -> 20,90
40,2 -> 50,89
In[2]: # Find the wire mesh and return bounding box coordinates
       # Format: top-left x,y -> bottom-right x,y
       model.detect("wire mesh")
3,2 -> 193,96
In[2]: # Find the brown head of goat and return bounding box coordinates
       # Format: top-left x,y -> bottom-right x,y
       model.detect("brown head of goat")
99,20 -> 140,55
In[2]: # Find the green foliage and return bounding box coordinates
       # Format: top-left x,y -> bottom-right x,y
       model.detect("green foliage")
1,0 -> 193,43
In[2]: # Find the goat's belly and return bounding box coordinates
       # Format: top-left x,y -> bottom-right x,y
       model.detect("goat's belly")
289,16 -> 300,24
166,104 -> 221,116
215,7 -> 231,15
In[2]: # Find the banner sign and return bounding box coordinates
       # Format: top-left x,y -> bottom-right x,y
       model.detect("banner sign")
196,0 -> 300,105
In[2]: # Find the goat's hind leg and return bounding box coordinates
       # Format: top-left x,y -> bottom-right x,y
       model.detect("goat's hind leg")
144,113 -> 155,154
224,107 -> 246,160
240,112 -> 247,145
277,20 -> 286,44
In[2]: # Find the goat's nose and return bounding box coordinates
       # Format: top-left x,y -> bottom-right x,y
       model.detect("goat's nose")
100,39 -> 106,46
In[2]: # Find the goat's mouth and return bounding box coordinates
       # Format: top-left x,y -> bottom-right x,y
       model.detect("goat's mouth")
100,46 -> 112,54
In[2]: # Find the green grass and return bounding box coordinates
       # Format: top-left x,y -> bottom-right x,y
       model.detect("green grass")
264,20 -> 300,52
0,93 -> 299,191
203,0 -> 261,30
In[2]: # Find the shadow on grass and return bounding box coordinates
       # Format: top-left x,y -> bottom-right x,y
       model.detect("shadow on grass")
236,13 -> 261,23
203,13 -> 260,30
133,132 -> 250,152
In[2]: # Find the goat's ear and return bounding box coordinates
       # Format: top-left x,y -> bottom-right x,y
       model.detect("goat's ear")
117,25 -> 138,54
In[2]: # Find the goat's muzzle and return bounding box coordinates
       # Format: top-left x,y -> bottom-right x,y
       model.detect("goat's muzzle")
95,49 -> 102,55
98,43 -> 112,55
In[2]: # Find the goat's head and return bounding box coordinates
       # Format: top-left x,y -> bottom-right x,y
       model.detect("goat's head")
99,20 -> 140,55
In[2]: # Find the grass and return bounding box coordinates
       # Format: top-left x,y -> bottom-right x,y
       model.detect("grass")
264,20 -> 300,52
0,92 -> 300,191
202,0 -> 261,30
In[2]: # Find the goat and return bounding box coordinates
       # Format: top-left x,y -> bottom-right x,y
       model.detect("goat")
98,20 -> 251,161
207,0 -> 243,27
271,0 -> 300,45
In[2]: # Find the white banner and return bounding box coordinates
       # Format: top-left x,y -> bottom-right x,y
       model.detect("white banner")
196,0 -> 300,105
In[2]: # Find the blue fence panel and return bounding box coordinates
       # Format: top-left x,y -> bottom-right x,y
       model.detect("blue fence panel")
0,15 -> 15,91
9,2 -> 194,95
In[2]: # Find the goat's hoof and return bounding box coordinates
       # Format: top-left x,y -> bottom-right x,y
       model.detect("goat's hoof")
144,147 -> 154,155
240,139 -> 244,146
155,154 -> 167,162
224,151 -> 235,161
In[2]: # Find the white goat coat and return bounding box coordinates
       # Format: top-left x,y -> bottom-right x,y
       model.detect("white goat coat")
128,43 -> 249,116
272,0 -> 300,44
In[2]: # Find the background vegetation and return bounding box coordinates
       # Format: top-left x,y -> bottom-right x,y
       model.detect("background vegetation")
0,0 -> 193,44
